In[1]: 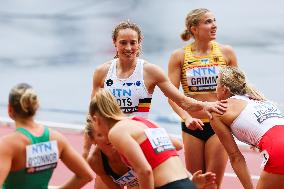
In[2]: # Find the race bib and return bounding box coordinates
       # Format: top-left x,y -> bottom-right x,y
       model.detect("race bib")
253,101 -> 284,124
144,128 -> 174,154
113,169 -> 139,187
186,65 -> 219,92
260,150 -> 270,168
26,140 -> 59,173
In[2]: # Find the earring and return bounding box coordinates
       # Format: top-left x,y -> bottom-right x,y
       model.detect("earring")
114,51 -> 119,59
137,46 -> 142,57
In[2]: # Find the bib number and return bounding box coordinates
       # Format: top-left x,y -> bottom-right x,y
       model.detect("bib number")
113,169 -> 139,187
186,65 -> 219,92
26,140 -> 59,173
144,128 -> 174,154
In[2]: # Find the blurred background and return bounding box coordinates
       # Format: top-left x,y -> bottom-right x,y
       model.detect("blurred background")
0,0 -> 283,133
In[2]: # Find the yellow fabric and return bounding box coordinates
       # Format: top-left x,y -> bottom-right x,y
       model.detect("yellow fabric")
181,41 -> 226,95
181,118 -> 210,123
138,103 -> 151,108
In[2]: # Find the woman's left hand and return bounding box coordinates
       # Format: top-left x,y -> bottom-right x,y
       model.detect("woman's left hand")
203,100 -> 227,119
192,170 -> 216,189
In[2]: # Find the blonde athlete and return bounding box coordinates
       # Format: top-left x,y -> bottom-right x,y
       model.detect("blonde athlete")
167,8 -> 238,188
211,67 -> 284,189
88,88 -> 217,189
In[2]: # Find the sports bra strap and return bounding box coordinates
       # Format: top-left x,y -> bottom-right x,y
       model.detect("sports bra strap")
131,116 -> 157,128
16,127 -> 49,144
101,151 -> 121,179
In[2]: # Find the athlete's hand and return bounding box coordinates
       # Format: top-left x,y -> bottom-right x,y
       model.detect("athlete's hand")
192,170 -> 216,189
185,117 -> 204,130
203,100 -> 227,119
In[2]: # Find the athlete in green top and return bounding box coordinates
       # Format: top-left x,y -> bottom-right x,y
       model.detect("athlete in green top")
0,83 -> 94,189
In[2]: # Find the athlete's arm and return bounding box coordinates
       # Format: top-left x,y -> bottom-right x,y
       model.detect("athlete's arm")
53,131 -> 94,189
87,148 -> 121,189
109,122 -> 154,189
91,62 -> 110,98
210,113 -> 253,189
0,138 -> 12,186
167,49 -> 204,130
145,60 -> 226,117
145,62 -> 201,112
220,45 -> 238,67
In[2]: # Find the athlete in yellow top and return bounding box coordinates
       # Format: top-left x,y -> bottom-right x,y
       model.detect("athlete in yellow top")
168,8 -> 238,189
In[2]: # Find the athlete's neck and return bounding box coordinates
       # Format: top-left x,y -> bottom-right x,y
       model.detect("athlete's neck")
116,58 -> 137,78
14,117 -> 35,128
117,57 -> 137,70
192,41 -> 213,56
14,117 -> 44,136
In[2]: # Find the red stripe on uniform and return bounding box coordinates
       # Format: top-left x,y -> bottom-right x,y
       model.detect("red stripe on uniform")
138,107 -> 150,112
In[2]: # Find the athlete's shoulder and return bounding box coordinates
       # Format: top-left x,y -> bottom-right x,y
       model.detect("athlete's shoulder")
94,60 -> 113,73
216,43 -> 234,54
49,128 -> 63,140
5,131 -> 30,143
143,62 -> 165,81
110,119 -> 138,134
0,132 -> 25,154
48,128 -> 69,153
214,97 -> 245,118
142,60 -> 162,74
92,60 -> 113,84
168,48 -> 185,67
216,42 -> 237,66
143,60 -> 157,68
171,48 -> 185,58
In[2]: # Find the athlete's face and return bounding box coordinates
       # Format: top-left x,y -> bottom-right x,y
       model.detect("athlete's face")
92,123 -> 113,151
113,28 -> 140,60
91,114 -> 112,147
192,12 -> 217,41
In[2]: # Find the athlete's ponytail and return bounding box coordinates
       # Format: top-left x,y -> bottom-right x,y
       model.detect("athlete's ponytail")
9,83 -> 39,118
181,8 -> 210,41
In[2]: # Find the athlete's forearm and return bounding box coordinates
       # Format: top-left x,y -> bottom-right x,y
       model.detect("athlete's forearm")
137,170 -> 154,189
168,99 -> 193,121
230,154 -> 253,189
164,85 -> 204,113
179,95 -> 204,112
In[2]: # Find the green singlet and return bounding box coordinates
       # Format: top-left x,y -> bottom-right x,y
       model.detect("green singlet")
2,127 -> 56,189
